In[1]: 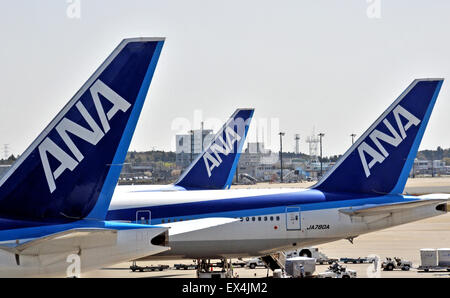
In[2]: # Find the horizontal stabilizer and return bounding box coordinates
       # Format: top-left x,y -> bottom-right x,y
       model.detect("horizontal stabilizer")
159,218 -> 239,236
339,199 -> 448,216
1,228 -> 117,256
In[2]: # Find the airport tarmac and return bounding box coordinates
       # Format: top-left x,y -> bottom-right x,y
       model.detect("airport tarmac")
86,177 -> 450,278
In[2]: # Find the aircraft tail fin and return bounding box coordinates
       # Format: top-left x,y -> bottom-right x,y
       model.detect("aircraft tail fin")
175,108 -> 254,189
313,79 -> 444,195
0,38 -> 164,221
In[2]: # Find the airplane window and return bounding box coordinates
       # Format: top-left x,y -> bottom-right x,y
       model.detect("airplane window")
264,216 -> 268,221
276,216 -> 280,221
252,217 -> 255,221
270,216 -> 274,221
246,217 -> 249,221
167,219 -> 171,223
161,219 -> 165,224
258,217 -> 261,221
174,219 -> 177,222
240,217 -> 243,222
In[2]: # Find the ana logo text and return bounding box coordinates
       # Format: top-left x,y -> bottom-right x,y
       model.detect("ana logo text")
358,105 -> 420,177
203,126 -> 241,177
39,80 -> 131,193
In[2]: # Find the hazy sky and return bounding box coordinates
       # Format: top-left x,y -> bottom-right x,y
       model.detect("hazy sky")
1,0 -> 450,158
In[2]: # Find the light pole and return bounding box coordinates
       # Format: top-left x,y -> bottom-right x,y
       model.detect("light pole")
189,130 -> 194,163
200,121 -> 204,152
279,132 -> 285,182
350,133 -> 356,145
430,151 -> 435,178
318,133 -> 325,178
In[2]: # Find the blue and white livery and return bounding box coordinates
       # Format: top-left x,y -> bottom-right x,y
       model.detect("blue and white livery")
108,78 -> 449,260
0,38 -> 170,277
115,108 -> 254,196
175,108 -> 254,190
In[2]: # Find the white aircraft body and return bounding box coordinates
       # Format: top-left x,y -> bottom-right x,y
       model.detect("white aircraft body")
108,79 -> 449,260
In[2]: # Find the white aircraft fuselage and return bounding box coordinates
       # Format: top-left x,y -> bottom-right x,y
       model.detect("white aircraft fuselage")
108,187 -> 448,259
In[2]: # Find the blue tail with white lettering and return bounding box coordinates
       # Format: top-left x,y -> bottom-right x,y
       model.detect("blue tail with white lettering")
175,108 -> 254,190
313,78 -> 444,195
0,38 -> 164,221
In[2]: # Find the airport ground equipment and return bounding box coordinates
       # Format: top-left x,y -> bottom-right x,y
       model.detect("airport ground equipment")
174,263 -> 198,270
316,257 -> 339,265
317,262 -> 357,278
232,260 -> 247,268
260,253 -> 286,271
272,269 -> 289,278
198,271 -> 229,278
283,170 -> 302,183
340,257 -> 374,264
285,257 -> 316,277
418,248 -> 450,272
381,257 -> 412,271
196,258 -> 234,278
246,257 -> 269,269
286,247 -> 338,264
235,173 -> 257,185
130,261 -> 169,272
437,248 -> 450,267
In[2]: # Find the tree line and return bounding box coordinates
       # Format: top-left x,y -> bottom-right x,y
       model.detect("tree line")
0,146 -> 448,166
